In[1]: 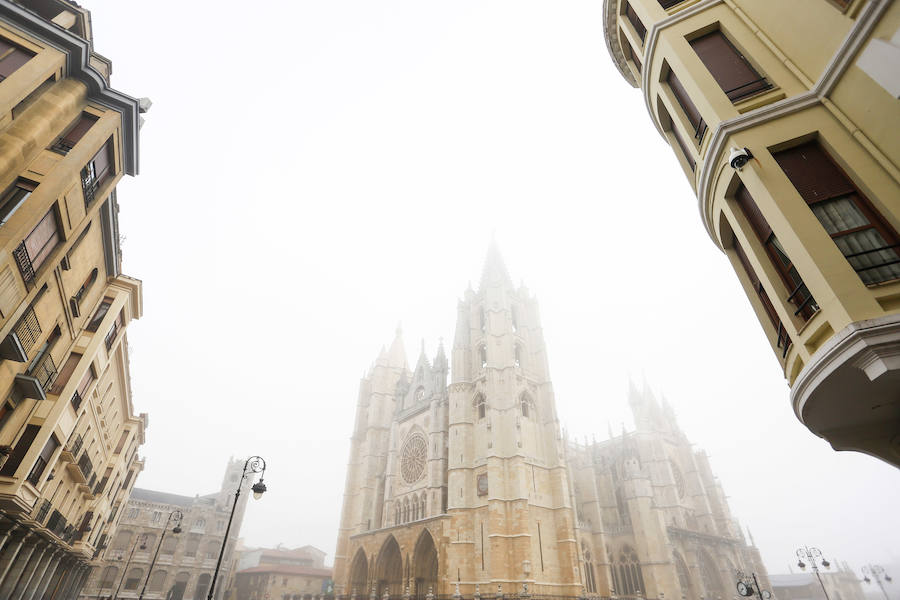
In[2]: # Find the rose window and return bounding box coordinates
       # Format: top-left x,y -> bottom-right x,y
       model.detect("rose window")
400,433 -> 427,484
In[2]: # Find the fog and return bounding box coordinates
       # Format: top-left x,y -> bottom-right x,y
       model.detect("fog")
82,0 -> 898,582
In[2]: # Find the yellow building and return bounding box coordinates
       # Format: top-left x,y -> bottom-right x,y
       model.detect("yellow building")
0,0 -> 147,597
602,0 -> 900,466
232,565 -> 333,600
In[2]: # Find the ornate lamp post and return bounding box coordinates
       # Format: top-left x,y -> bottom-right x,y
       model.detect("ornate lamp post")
795,546 -> 831,600
137,510 -> 183,600
862,565 -> 893,600
112,533 -> 148,600
207,456 -> 267,600
735,569 -> 772,600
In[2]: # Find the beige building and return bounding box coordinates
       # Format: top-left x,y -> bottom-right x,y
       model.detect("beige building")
771,565 -> 867,600
601,0 -> 900,466
0,0 -> 147,598
79,458 -> 253,600
333,248 -> 768,600
236,544 -> 328,572
232,565 -> 333,600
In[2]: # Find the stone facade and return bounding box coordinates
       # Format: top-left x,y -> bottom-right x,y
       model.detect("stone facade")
333,248 -> 769,600
0,0 -> 146,598
600,0 -> 900,466
771,566 -> 867,600
79,459 -> 252,600
232,565 -> 333,600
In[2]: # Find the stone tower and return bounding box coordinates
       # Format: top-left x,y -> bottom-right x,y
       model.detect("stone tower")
446,242 -> 579,594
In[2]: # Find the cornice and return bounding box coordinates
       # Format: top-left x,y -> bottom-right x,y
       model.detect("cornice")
695,0 -> 890,244
0,0 -> 140,176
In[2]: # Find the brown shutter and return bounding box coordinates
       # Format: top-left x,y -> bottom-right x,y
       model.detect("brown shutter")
671,127 -> 695,171
0,424 -> 40,476
733,239 -> 781,329
24,208 -> 60,272
76,366 -> 95,397
61,113 -> 98,146
624,3 -> 646,42
91,140 -> 113,181
50,353 -> 82,396
38,435 -> 59,463
735,184 -> 773,241
0,40 -> 35,79
86,298 -> 113,332
773,142 -> 855,204
690,31 -> 767,101
667,71 -> 702,131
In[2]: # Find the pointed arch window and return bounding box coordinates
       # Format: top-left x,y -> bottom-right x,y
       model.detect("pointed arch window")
511,306 -> 518,332
584,547 -> 597,593
420,493 -> 426,519
479,345 -> 487,369
479,307 -> 487,332
474,394 -> 486,420
415,387 -> 425,403
615,546 -> 645,596
514,344 -> 523,368
520,393 -> 533,418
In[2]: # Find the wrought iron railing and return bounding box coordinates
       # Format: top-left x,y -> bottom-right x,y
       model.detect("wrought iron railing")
28,351 -> 57,392
69,433 -> 84,457
26,457 -> 47,486
81,168 -> 100,209
104,320 -> 120,351
13,241 -> 35,288
725,77 -> 773,102
46,509 -> 67,538
657,0 -> 685,7
70,390 -> 83,412
693,117 -> 708,143
786,281 -> 818,318
77,452 -> 94,483
50,139 -> 76,155
776,322 -> 791,359
34,499 -> 51,523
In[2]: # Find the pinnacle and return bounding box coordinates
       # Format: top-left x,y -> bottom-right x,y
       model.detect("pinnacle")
478,239 -> 514,291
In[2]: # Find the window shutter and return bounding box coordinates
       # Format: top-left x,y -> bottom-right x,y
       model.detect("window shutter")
735,184 -> 773,241
667,71 -> 702,131
733,239 -> 780,329
690,31 -> 767,101
38,435 -> 59,463
24,208 -> 61,273
50,352 -> 82,396
773,142 -> 855,204
61,113 -> 98,146
0,424 -> 40,476
0,39 -> 35,79
624,3 -> 646,42
91,140 -> 113,181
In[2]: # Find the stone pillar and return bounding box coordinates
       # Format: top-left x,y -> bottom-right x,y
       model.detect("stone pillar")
42,558 -> 72,600
0,534 -> 39,597
0,523 -> 19,555
51,560 -> 77,600
64,564 -> 89,600
25,549 -> 61,600
12,541 -> 49,600
0,530 -> 30,586
68,564 -> 91,599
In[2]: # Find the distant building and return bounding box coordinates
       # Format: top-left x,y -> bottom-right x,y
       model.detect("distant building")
79,459 -> 253,600
232,565 -> 333,600
0,0 -> 146,598
237,545 -> 327,571
771,565 -> 867,600
333,247 -> 770,600
600,0 -> 900,466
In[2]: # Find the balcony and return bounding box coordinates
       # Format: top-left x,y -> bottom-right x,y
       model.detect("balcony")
0,305 -> 41,362
70,390 -> 82,412
12,241 -> 36,289
33,499 -> 51,524
15,351 -> 58,400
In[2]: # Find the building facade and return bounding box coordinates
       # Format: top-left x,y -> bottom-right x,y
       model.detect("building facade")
0,0 -> 146,598
771,565 -> 867,600
333,248 -> 768,600
601,0 -> 900,466
79,458 -> 253,600
236,545 -> 328,572
232,565 -> 333,600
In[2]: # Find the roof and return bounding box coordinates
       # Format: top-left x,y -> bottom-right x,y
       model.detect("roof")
130,488 -> 195,507
238,565 -> 333,577
770,574 -> 817,587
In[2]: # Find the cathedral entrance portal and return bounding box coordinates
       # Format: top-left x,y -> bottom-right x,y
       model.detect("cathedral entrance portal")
350,548 -> 369,596
376,536 -> 403,598
413,530 -> 438,600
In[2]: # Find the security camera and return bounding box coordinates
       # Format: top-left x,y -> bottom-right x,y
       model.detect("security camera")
729,147 -> 753,170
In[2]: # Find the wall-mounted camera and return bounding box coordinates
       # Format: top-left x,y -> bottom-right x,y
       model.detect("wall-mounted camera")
729,147 -> 754,170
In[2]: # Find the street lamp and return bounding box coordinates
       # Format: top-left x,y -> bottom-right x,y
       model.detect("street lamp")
207,455 -> 267,600
735,569 -> 772,600
862,565 -> 893,600
112,533 -> 148,600
795,547 -> 831,600
137,510 -> 183,600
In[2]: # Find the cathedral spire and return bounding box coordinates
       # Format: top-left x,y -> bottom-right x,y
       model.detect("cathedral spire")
478,239 -> 514,291
387,324 -> 408,370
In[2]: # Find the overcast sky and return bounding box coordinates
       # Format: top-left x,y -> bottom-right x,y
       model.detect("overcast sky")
83,0 -> 898,583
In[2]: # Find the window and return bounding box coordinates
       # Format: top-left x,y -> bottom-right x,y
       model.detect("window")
105,310 -> 125,351
185,535 -> 200,557
474,393 -> 487,420
72,365 -> 95,411
773,141 -> 900,285
114,430 -> 129,454
14,206 -> 61,285
690,30 -> 771,102
99,566 -> 119,590
521,398 -> 529,418
734,238 -> 792,356
510,306 -> 518,332
479,345 -> 487,369
0,179 -> 36,225
612,546 -> 646,596
658,0 -> 685,7
514,344 -> 522,368
414,386 -> 425,402
86,298 -> 113,332
124,568 -> 143,590
624,40 -> 642,73
735,184 -> 817,319
671,123 -> 695,171
81,139 -> 114,208
26,434 -> 58,486
666,70 -> 707,142
584,548 -> 597,593
0,423 -> 40,476
0,38 -> 35,82
51,112 -> 98,155
479,306 -> 486,332
69,268 -> 99,317
152,511 -> 162,523
50,352 -> 81,396
623,3 -> 646,43
127,508 -> 139,519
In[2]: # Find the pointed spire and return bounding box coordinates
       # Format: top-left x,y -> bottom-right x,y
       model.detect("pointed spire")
387,325 -> 408,370
414,339 -> 431,370
434,338 -> 448,370
479,239 -> 513,291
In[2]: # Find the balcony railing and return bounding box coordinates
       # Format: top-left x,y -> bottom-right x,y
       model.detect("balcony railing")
13,305 -> 41,356
658,0 -> 686,6
81,170 -> 100,209
28,351 -> 57,392
34,499 -> 51,524
46,509 -> 67,539
787,282 -> 818,319
77,453 -> 94,483
725,77 -> 773,102
104,321 -> 120,351
776,322 -> 791,359
50,139 -> 76,155
13,241 -> 35,288
693,117 -> 708,143
70,390 -> 83,412
69,434 -> 84,457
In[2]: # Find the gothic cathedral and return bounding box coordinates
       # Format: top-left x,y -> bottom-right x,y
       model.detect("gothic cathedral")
333,245 -> 769,600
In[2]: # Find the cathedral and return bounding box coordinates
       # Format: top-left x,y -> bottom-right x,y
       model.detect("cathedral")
333,246 -> 769,600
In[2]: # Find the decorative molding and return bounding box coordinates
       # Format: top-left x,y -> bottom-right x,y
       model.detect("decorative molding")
602,0 -> 639,88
